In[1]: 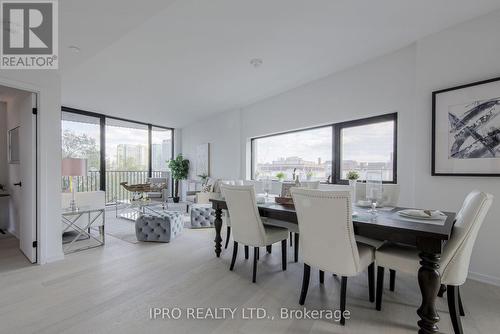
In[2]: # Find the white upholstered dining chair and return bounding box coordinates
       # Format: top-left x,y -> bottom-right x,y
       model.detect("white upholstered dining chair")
221,184 -> 289,283
375,190 -> 493,334
291,188 -> 376,325
220,180 -> 244,249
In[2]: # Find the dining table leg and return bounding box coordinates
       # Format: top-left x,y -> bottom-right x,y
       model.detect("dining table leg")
214,208 -> 223,257
417,252 -> 441,334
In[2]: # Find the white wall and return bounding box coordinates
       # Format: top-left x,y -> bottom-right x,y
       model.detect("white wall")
413,10 -> 500,285
5,92 -> 25,237
181,10 -> 500,285
0,72 -> 63,264
0,103 -> 7,186
182,109 -> 242,180
0,102 -> 8,232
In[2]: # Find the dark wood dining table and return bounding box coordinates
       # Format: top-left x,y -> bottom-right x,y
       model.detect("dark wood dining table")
210,196 -> 456,334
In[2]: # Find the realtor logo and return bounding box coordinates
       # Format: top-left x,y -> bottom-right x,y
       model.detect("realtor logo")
1,0 -> 58,69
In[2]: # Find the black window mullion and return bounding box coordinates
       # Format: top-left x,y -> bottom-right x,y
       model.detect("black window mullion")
99,115 -> 106,192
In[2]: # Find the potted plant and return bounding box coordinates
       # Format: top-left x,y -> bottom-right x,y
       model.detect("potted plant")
167,154 -> 190,203
275,172 -> 286,182
306,170 -> 314,181
346,170 -> 360,204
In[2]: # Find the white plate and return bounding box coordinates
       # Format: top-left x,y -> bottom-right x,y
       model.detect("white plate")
397,210 -> 445,220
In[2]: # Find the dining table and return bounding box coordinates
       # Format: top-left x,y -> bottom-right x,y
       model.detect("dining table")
210,195 -> 456,334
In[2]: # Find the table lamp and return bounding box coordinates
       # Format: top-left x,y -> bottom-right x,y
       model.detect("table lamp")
62,158 -> 87,211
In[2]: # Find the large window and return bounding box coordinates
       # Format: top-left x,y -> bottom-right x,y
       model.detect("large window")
106,119 -> 149,172
61,112 -> 102,192
251,113 -> 397,184
151,126 -> 173,172
336,114 -> 396,183
61,107 -> 174,204
252,126 -> 332,181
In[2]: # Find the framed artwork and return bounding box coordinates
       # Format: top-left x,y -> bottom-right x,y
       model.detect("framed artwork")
432,76 -> 500,176
8,126 -> 20,164
196,143 -> 210,177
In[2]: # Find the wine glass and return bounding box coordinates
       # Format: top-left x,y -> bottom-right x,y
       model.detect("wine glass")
263,177 -> 272,199
365,170 -> 383,215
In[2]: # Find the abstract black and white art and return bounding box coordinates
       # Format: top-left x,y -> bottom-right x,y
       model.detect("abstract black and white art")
448,97 -> 500,159
433,77 -> 500,176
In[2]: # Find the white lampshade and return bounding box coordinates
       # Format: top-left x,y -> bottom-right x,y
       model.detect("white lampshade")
62,158 -> 87,177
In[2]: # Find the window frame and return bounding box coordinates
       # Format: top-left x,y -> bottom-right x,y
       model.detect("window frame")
250,112 -> 397,185
334,113 -> 397,185
61,106 -> 175,193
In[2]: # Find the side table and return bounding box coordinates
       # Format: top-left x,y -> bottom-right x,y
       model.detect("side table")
62,206 -> 105,254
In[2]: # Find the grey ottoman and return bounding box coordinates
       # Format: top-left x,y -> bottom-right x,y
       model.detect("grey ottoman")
135,211 -> 184,242
190,206 -> 215,228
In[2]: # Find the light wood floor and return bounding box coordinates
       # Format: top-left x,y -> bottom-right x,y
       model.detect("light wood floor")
1,227 -> 500,334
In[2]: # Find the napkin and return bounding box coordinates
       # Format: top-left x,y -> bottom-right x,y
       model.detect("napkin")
398,209 -> 445,218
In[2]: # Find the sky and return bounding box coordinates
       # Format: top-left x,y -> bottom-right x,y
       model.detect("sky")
255,121 -> 394,164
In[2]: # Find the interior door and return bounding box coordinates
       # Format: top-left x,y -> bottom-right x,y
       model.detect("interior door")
18,92 -> 37,263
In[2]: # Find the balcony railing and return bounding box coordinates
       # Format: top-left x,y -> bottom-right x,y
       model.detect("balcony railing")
62,170 -> 170,204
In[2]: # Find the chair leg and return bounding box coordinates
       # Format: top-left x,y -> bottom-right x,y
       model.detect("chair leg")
340,276 -> 348,326
438,284 -> 446,297
458,286 -> 465,316
447,285 -> 464,334
230,241 -> 238,271
281,240 -> 287,271
290,232 -> 293,247
257,247 -> 260,260
389,269 -> 396,292
368,263 -> 375,302
294,233 -> 299,262
224,226 -> 231,249
244,245 -> 249,259
319,270 -> 324,284
299,263 -> 311,305
376,266 -> 384,311
266,245 -> 272,254
252,247 -> 258,283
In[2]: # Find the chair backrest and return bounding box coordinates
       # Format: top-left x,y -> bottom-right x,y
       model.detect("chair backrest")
291,188 -> 362,276
355,183 -> 400,207
440,190 -> 493,286
221,184 -> 266,247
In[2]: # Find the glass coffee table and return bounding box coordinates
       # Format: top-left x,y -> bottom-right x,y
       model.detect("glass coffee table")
115,199 -> 166,221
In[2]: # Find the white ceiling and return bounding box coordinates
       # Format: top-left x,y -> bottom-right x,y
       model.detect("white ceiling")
61,0 -> 500,127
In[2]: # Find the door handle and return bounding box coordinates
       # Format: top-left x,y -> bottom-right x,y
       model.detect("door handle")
13,182 -> 22,187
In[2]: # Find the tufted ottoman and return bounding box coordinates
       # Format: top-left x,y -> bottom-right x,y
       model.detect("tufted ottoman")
135,211 -> 184,242
190,205 -> 215,228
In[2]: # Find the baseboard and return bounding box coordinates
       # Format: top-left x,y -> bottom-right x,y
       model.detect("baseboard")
468,271 -> 500,287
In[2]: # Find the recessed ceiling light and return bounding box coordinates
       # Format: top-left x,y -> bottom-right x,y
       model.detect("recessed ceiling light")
250,58 -> 263,68
68,45 -> 81,53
